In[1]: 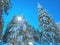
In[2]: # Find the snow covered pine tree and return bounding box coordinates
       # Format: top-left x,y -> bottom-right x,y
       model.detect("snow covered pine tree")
3,15 -> 35,45
0,0 -> 11,41
38,3 -> 60,44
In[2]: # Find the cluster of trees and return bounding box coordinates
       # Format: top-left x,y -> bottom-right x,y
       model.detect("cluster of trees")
3,3 -> 60,45
0,0 -> 60,45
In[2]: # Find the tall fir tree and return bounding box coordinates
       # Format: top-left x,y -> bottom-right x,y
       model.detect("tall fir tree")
38,3 -> 60,43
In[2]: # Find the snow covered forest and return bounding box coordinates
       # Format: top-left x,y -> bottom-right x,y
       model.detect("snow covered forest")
0,0 -> 60,45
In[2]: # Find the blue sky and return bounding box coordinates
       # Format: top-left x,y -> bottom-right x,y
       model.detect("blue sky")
3,0 -> 60,34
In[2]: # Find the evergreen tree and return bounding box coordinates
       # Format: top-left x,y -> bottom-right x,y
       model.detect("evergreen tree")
38,3 -> 60,43
3,15 -> 35,45
0,0 -> 11,41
